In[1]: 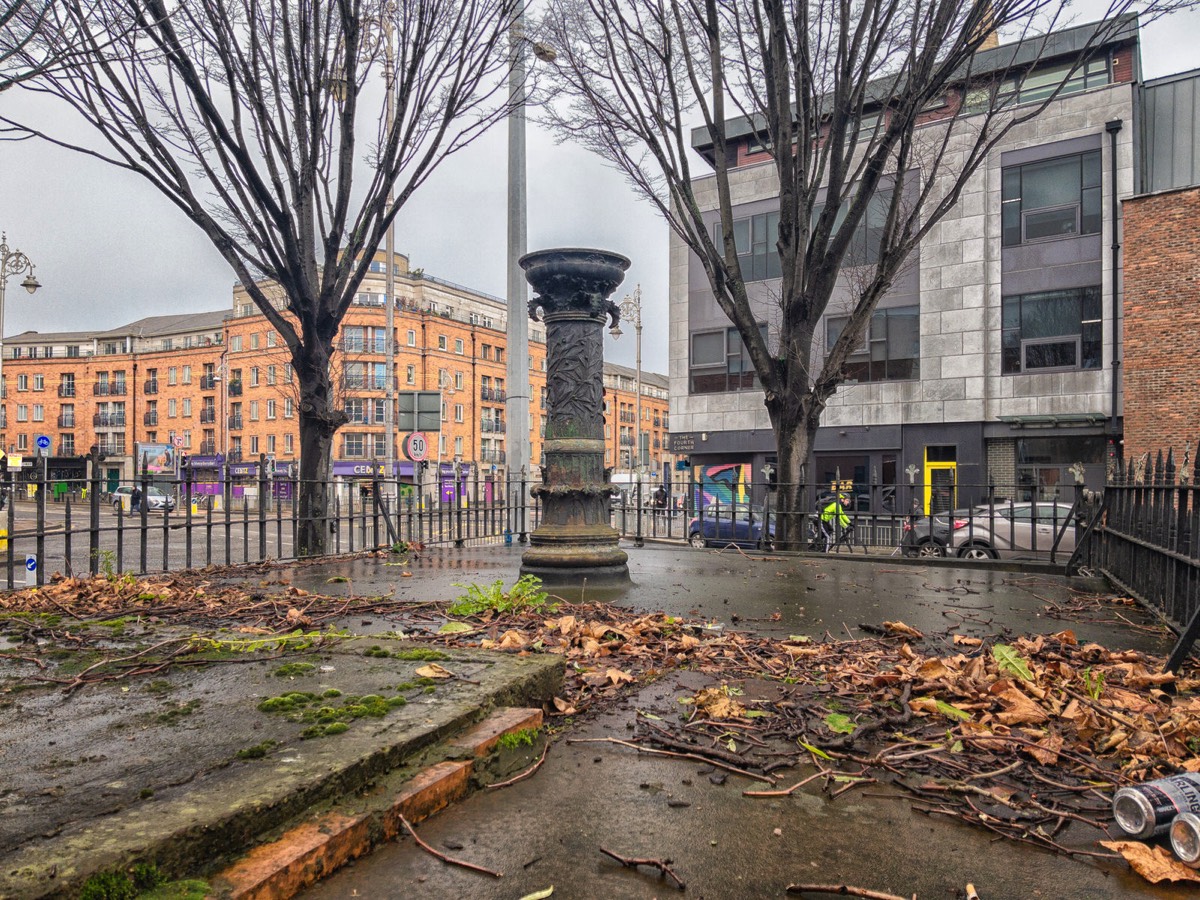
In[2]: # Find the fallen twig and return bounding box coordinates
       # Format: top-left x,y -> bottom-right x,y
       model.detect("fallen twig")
599,845 -> 686,890
744,770 -> 827,798
397,814 -> 502,878
785,884 -> 910,899
568,736 -> 775,784
486,743 -> 549,790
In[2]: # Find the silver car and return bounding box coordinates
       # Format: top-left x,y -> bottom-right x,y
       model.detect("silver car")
949,501 -> 1078,560
112,485 -> 177,513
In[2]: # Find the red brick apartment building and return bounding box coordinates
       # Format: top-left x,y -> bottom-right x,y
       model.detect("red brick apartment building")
0,252 -> 674,499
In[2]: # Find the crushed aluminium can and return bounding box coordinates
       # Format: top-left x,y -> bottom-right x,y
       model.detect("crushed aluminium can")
1170,812 -> 1200,866
1112,773 -> 1200,839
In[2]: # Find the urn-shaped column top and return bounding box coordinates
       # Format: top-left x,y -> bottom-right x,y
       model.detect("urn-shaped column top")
520,248 -> 630,322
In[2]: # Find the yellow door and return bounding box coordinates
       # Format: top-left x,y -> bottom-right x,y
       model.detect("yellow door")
923,460 -> 957,516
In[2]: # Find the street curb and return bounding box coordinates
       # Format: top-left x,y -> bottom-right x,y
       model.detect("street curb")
211,707 -> 544,899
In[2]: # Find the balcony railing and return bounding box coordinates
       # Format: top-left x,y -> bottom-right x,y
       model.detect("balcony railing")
97,441 -> 125,456
57,414 -> 75,428
143,411 -> 158,426
200,374 -> 217,391
228,415 -> 243,430
200,408 -> 216,424
93,413 -> 127,428
199,440 -> 217,455
479,448 -> 507,463
143,379 -> 159,395
226,449 -> 243,463
480,418 -> 505,433
58,384 -> 76,398
227,381 -> 243,397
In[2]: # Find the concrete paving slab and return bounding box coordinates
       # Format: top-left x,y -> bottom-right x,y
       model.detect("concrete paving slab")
0,634 -> 561,899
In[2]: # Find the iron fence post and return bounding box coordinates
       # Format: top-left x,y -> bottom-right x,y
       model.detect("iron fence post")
88,445 -> 101,577
139,455 -> 149,574
184,461 -> 194,570
35,453 -> 46,585
258,454 -> 268,560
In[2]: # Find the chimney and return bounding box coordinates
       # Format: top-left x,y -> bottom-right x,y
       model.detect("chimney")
972,2 -> 1000,51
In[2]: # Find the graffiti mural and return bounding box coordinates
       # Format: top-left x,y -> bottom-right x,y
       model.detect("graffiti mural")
692,463 -> 751,510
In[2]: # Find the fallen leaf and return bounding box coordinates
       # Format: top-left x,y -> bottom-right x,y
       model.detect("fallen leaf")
605,668 -> 635,685
438,622 -> 473,634
884,621 -> 924,638
415,663 -> 454,679
519,888 -> 555,900
1100,841 -> 1200,883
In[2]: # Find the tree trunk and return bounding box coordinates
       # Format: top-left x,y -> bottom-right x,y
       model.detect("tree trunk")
294,339 -> 343,557
769,398 -> 823,551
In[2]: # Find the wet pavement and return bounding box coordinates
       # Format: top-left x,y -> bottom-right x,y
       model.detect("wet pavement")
3,540 -> 1190,898
291,543 -> 1190,899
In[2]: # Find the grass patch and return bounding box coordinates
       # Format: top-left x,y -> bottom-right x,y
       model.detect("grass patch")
236,740 -> 278,760
274,662 -> 317,678
156,699 -> 201,725
497,727 -> 540,751
391,648 -> 448,661
256,690 -> 409,739
80,863 -> 166,900
448,575 -> 552,618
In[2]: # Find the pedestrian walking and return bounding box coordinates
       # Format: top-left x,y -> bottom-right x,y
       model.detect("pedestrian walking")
130,486 -> 142,513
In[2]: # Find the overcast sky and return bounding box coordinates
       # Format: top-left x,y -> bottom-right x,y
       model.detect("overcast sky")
0,4 -> 1196,376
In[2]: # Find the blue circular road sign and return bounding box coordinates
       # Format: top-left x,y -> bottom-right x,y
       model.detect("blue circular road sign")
36,435 -> 50,450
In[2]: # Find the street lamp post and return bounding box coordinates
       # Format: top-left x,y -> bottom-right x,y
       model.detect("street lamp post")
610,284 -> 643,477
0,232 -> 41,446
505,12 -> 556,543
381,5 -> 398,502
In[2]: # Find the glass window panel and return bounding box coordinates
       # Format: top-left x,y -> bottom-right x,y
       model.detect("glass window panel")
1002,203 -> 1021,246
733,218 -> 750,254
692,331 -> 725,365
1082,150 -> 1101,188
1081,322 -> 1102,369
1021,156 -> 1080,209
1002,169 -> 1021,201
1081,186 -> 1101,235
1020,291 -> 1079,338
1002,296 -> 1020,330
1024,206 -> 1078,241
1081,286 -> 1102,320
1025,340 -> 1078,370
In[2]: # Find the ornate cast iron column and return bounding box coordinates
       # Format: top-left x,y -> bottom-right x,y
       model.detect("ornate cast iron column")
519,248 -> 630,584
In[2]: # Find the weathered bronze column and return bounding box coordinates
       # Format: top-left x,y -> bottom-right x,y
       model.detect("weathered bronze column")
519,248 -> 630,585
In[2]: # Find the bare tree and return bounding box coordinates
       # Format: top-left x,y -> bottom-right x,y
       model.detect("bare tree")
1,1 -> 57,90
540,0 -> 1188,547
2,0 -> 518,553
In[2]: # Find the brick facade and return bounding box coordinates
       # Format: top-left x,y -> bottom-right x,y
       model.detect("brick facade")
1122,185 -> 1200,461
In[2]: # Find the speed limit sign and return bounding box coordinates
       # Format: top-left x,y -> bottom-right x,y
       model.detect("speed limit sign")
403,432 -> 429,462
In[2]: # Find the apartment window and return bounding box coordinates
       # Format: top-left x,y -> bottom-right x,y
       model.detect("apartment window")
284,398 -> 294,418
439,433 -> 446,456
182,398 -> 192,417
266,399 -> 276,419
371,363 -> 387,389
438,334 -> 448,351
372,398 -> 385,424
345,398 -> 365,423
454,371 -> 464,391
32,404 -> 43,422
689,325 -> 766,394
168,398 -> 178,417
406,365 -> 416,385
16,404 -> 27,421
1006,57 -> 1110,107
267,331 -> 277,348
454,436 -> 463,456
1003,150 -> 1101,246
230,335 -> 243,352
250,400 -> 260,420
810,188 -> 892,267
249,435 -> 258,455
826,306 -> 920,383
16,374 -> 27,391
60,434 -> 74,455
343,433 -> 365,457
455,338 -> 464,355
344,363 -> 365,389
441,401 -> 447,422
284,363 -> 293,383
454,403 -> 464,423
182,366 -> 191,384
250,367 -> 260,387
17,433 -> 27,450
481,344 -> 491,360
267,365 -> 276,385
267,434 -> 276,453
1002,286 -> 1102,374
251,333 -> 260,349
168,367 -> 178,386
343,325 -> 364,352
407,329 -> 416,347
33,374 -> 44,391
284,433 -> 294,454
495,348 -> 503,363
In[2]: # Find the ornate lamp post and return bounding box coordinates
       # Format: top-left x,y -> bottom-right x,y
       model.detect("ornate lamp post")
0,233 -> 41,445
520,248 -> 630,585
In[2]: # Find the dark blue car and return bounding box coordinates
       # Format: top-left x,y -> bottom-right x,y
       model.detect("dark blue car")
688,503 -> 774,549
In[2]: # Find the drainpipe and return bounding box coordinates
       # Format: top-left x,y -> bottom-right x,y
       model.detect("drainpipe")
1106,118 -> 1123,435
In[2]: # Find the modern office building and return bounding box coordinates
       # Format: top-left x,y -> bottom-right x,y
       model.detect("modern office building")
669,15 -> 1195,509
